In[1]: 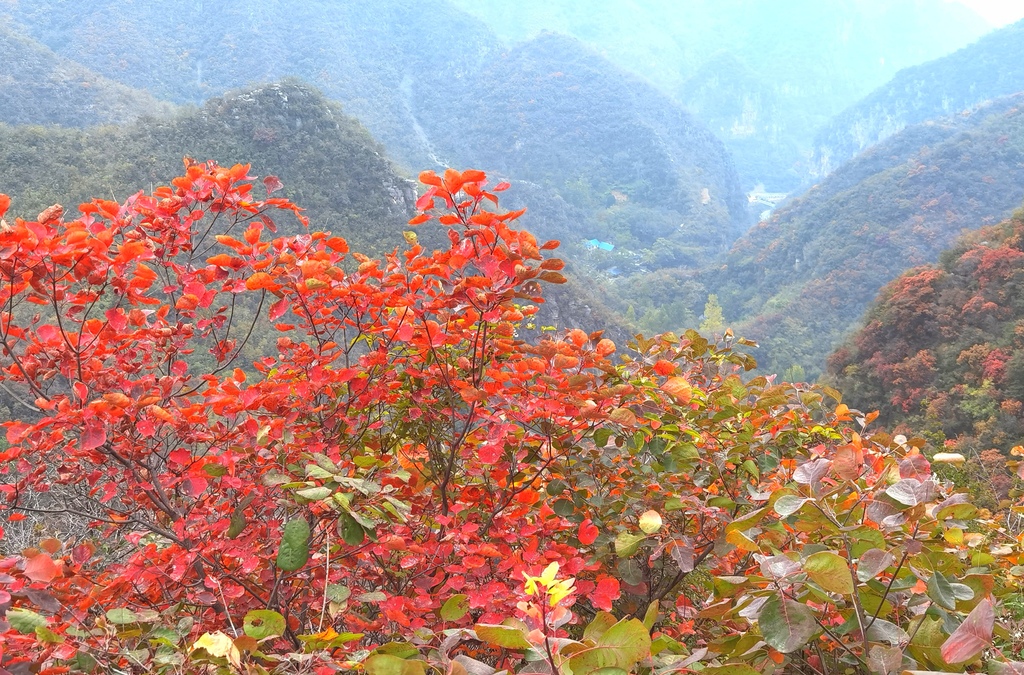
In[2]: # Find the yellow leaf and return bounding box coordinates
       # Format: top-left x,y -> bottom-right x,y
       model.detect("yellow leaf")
639,510 -> 663,534
548,577 -> 576,606
191,631 -> 241,667
538,562 -> 559,586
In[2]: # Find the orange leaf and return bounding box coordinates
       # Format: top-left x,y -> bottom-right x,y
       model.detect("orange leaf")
24,552 -> 58,582
245,272 -> 276,291
661,377 -> 692,405
418,170 -> 442,187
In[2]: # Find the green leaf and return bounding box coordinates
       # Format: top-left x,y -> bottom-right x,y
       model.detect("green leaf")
552,499 -> 575,516
326,584 -> 351,603
295,486 -> 332,501
865,618 -> 909,646
758,595 -> 818,653
440,594 -> 470,622
243,609 -> 285,640
227,510 -> 246,538
7,608 -> 47,634
927,570 -> 957,610
642,600 -> 659,631
276,517 -> 310,571
305,463 -> 334,480
741,459 -> 760,481
547,479 -> 567,496
773,495 -> 808,517
203,463 -> 228,477
339,512 -> 365,546
312,453 -> 340,473
593,428 -> 613,448
935,502 -> 978,521
804,551 -> 855,595
567,619 -> 651,675
583,612 -> 618,642
105,608 -> 139,625
474,624 -> 532,650
364,654 -> 426,675
34,625 -> 64,644
701,667 -> 762,675
614,531 -> 647,558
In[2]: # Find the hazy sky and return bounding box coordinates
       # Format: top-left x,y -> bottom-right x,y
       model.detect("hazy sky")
953,0 -> 1024,26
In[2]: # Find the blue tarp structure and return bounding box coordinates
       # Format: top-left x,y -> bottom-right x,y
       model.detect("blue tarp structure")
586,239 -> 615,251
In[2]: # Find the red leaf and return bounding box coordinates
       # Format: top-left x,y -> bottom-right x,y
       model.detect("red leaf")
182,475 -> 209,498
899,453 -> 931,480
0,194 -> 10,219
415,192 -> 436,211
263,175 -> 284,195
80,423 -> 106,451
578,518 -> 599,545
941,597 -> 993,664
269,296 -> 289,321
493,182 -> 511,192
24,553 -> 58,583
592,576 -> 620,611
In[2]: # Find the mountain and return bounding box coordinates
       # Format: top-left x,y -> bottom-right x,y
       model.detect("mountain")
428,33 -> 748,253
448,0 -> 991,191
0,24 -> 172,126
1,0 -> 498,171
813,18 -> 1024,177
0,81 -> 412,253
1,1 -> 747,265
705,94 -> 1024,378
826,208 -> 1024,504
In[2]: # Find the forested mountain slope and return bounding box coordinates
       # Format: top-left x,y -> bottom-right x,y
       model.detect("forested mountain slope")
429,34 -> 748,253
1,0 -> 497,171
813,19 -> 1024,176
449,0 -> 990,190
0,81 -> 411,253
827,209 -> 1024,500
706,95 -> 1024,378
0,24 -> 173,126
0,0 -> 746,265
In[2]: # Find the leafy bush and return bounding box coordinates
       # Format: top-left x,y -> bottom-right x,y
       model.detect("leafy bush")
0,165 -> 1020,673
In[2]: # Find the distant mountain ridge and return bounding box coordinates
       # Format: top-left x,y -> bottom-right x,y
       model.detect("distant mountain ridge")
0,0 -> 747,268
706,94 -> 1024,377
0,81 -> 411,253
0,24 -> 173,127
448,0 -> 991,191
812,18 -> 1024,177
428,33 -> 748,249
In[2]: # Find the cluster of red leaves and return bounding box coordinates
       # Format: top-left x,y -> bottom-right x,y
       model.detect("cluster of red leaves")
0,163 -> 648,669
3,163 -> 1014,673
